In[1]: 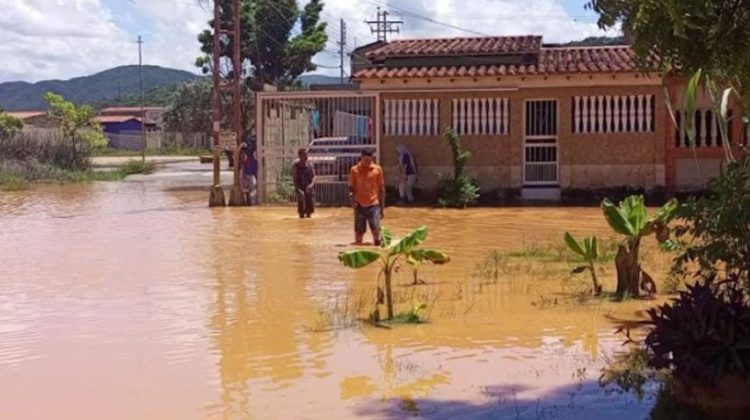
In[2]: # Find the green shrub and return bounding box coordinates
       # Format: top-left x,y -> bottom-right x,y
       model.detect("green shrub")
438,128 -> 479,208
672,156 -> 750,286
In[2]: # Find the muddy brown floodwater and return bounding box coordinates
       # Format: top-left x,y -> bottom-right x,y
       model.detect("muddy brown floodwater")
0,163 -> 666,419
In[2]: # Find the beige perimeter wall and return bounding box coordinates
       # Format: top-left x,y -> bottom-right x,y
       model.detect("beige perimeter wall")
376,80 -> 666,192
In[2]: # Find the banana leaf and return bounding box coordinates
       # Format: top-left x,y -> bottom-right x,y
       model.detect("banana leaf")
407,248 -> 450,265
564,232 -> 586,257
389,225 -> 428,256
338,249 -> 381,268
602,198 -> 636,236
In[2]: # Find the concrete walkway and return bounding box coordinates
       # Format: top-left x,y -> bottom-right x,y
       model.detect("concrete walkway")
92,156 -> 200,168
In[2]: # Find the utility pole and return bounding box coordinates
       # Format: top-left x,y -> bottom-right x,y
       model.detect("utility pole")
366,7 -> 402,42
137,35 -> 145,165
338,19 -> 347,83
209,0 -> 243,207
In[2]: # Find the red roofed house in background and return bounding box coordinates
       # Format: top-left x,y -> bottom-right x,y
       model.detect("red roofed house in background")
256,35 -> 748,203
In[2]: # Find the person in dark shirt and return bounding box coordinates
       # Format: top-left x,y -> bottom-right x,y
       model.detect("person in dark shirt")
397,144 -> 417,204
292,148 -> 315,218
240,143 -> 258,205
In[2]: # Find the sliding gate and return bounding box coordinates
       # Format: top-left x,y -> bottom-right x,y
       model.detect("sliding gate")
257,91 -> 379,205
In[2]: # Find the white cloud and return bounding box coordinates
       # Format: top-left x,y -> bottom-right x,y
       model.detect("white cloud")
0,0 -> 131,82
312,0 -> 619,76
0,0 -> 617,83
0,0 -> 209,83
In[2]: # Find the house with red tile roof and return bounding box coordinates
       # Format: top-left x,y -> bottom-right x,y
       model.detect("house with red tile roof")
256,35 -> 747,203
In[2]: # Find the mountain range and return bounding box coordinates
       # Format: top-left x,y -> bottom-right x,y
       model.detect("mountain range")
0,65 -> 201,111
0,66 -> 342,111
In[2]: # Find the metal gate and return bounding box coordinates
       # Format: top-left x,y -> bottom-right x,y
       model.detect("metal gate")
256,91 -> 379,205
524,99 -> 559,185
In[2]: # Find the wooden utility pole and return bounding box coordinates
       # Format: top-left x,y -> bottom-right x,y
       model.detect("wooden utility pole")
209,0 -> 244,207
137,35 -> 145,165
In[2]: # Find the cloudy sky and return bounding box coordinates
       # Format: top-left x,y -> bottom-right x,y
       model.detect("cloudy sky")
0,0 -> 618,83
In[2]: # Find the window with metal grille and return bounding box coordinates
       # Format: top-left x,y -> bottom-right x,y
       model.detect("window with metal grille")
572,95 -> 655,134
451,98 -> 510,136
383,99 -> 439,136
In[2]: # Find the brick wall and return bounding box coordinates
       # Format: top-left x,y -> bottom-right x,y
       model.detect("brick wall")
376,83 -> 665,192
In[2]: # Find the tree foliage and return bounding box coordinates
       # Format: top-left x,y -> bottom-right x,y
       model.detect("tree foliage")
0,109 -> 23,138
587,0 -> 750,118
163,80 -> 213,139
196,0 -> 328,91
44,92 -> 106,168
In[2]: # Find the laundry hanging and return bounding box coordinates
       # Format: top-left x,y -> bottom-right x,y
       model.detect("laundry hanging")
333,110 -> 369,138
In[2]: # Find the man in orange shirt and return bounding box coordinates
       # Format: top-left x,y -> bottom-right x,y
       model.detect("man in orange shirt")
349,149 -> 385,246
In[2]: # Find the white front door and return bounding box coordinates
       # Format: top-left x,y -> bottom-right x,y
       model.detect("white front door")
523,100 -> 559,185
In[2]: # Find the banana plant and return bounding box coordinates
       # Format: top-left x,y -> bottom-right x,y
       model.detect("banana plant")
338,226 -> 450,320
602,195 -> 678,300
564,232 -> 602,296
677,69 -> 747,163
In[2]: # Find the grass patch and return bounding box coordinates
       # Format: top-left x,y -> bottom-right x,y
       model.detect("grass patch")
508,245 -> 561,261
91,159 -> 156,181
0,169 -> 29,191
92,147 -> 211,157
0,158 -> 156,189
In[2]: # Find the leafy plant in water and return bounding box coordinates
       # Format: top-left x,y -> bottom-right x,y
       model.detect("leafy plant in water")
600,347 -> 662,401
438,128 -> 479,208
627,272 -> 750,386
564,232 -> 602,296
391,303 -> 429,324
338,226 -> 449,321
672,157 -> 750,287
472,250 -> 505,283
602,195 -> 678,299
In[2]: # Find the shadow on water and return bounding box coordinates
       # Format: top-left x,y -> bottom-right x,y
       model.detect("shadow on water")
353,379 -> 653,420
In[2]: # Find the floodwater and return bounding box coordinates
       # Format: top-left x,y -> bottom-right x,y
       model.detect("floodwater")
0,163 -> 665,419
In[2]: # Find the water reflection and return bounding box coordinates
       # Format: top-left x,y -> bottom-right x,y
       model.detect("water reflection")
208,209 -> 335,418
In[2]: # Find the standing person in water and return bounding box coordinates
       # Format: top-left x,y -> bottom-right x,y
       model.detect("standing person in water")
240,143 -> 258,205
292,148 -> 315,218
396,144 -> 417,204
349,149 -> 385,246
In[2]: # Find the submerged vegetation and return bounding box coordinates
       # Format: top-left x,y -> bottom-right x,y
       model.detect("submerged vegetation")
564,232 -> 602,295
338,226 -> 450,321
602,196 -> 677,300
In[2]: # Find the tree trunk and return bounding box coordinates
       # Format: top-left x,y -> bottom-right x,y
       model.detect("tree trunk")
615,239 -> 641,299
384,270 -> 394,320
589,265 -> 602,296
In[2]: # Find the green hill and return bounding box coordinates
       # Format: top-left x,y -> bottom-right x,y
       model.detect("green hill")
0,65 -> 200,111
556,36 -> 627,47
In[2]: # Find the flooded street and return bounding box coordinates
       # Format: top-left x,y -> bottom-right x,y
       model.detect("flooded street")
0,163 -> 661,419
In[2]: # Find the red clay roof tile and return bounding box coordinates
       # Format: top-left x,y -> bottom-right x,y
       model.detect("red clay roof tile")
354,44 -> 641,79
364,35 -> 543,58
